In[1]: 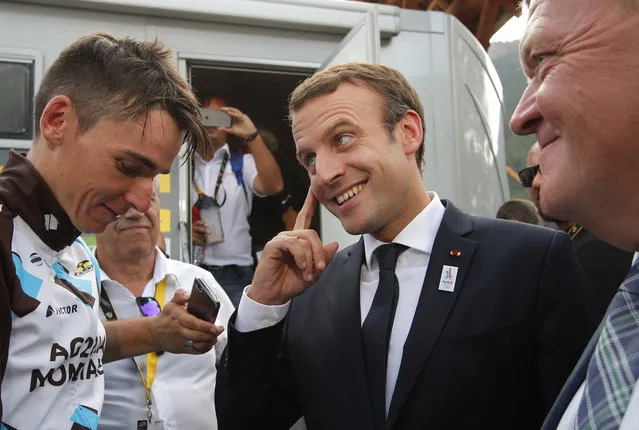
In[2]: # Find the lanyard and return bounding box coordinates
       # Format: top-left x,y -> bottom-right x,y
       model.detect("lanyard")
99,277 -> 168,422
144,277 -> 166,419
193,152 -> 229,203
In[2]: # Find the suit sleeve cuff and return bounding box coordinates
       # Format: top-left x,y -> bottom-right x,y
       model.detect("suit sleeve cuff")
234,286 -> 290,332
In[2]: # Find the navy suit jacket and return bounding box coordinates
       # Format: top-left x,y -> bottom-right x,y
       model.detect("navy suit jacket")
216,201 -> 599,430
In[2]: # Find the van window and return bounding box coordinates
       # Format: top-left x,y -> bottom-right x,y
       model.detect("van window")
0,60 -> 34,140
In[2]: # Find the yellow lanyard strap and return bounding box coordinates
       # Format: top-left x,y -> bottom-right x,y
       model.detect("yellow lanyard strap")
193,181 -> 203,195
145,277 -> 166,397
129,277 -> 167,423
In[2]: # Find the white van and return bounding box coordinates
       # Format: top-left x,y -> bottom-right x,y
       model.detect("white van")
0,0 -> 509,260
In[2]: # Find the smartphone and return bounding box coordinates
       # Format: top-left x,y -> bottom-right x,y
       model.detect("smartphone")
187,277 -> 221,323
200,108 -> 231,128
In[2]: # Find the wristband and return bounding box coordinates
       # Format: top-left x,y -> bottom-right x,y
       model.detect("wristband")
242,130 -> 260,143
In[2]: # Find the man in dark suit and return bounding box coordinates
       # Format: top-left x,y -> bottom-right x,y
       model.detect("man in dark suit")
510,0 -> 639,427
216,63 -> 598,430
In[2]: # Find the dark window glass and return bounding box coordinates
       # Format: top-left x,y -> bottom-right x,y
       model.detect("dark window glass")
0,61 -> 34,140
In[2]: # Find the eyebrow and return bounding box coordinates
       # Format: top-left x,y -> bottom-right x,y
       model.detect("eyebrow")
117,150 -> 170,175
295,118 -> 356,162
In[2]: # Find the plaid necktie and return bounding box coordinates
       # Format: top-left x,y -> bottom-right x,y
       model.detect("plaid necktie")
575,262 -> 639,429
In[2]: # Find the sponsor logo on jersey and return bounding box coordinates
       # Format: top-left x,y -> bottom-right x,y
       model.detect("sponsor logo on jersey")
29,335 -> 105,392
74,260 -> 94,277
45,303 -> 79,318
30,252 -> 44,267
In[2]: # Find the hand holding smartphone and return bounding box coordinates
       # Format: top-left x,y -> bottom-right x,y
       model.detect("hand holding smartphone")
200,108 -> 232,128
187,277 -> 221,323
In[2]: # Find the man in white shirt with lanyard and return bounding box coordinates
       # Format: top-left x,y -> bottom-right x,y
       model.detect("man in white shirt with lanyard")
192,96 -> 283,307
511,0 -> 639,428
96,182 -> 234,429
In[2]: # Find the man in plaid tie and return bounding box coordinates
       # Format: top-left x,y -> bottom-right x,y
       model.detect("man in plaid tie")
510,0 -> 639,428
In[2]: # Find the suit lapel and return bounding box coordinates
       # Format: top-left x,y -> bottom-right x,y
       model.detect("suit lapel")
542,316 -> 603,429
332,239 -> 376,425
387,202 -> 477,428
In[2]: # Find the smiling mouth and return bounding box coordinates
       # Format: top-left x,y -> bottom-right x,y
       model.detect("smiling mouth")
121,225 -> 150,231
539,136 -> 559,150
336,183 -> 366,206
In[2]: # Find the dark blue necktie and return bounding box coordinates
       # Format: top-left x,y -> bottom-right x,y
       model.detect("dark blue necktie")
575,261 -> 639,429
362,243 -> 407,430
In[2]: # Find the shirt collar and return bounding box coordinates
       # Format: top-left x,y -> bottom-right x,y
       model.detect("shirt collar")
0,150 -> 80,251
150,246 -> 169,285
97,246 -> 168,289
194,143 -> 230,164
363,192 -> 445,269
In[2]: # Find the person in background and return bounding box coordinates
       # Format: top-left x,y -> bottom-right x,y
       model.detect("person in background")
496,198 -> 542,225
0,33 -> 221,429
249,128 -> 300,264
95,181 -> 233,429
520,142 -> 633,319
192,97 -> 283,306
520,142 -> 559,229
510,0 -> 639,427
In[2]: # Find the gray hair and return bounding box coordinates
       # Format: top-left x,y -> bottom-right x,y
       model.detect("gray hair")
153,176 -> 161,195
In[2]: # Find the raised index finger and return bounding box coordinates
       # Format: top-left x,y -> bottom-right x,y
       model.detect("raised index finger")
294,188 -> 317,230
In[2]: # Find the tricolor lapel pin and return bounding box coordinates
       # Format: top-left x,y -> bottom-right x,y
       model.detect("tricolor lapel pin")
449,249 -> 461,257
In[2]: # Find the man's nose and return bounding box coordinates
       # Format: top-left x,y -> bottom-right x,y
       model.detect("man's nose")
510,81 -> 541,136
125,178 -> 153,214
314,152 -> 345,186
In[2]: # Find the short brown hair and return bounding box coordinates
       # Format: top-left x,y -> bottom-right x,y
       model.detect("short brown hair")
288,63 -> 426,170
496,199 -> 542,225
34,32 -> 208,159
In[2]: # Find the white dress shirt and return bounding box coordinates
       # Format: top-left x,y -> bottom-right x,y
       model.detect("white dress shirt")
98,248 -> 235,430
192,144 -> 264,266
235,192 -> 446,414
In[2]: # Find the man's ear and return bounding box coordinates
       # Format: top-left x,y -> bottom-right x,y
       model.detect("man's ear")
397,110 -> 423,156
39,95 -> 76,146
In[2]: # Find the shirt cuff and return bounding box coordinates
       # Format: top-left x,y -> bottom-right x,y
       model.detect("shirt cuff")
234,286 -> 290,332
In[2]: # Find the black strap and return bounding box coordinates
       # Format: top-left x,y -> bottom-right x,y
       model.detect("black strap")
242,130 -> 259,144
192,152 -> 230,205
213,153 -> 230,203
99,283 -> 118,321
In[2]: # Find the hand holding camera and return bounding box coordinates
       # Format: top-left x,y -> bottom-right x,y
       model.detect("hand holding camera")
200,106 -> 258,142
